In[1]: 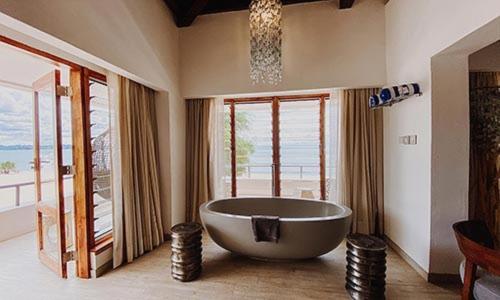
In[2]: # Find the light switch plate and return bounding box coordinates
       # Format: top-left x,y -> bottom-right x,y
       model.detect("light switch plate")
399,135 -> 417,145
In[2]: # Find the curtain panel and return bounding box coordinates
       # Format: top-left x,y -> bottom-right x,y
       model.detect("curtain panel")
337,88 -> 384,236
209,98 -> 227,200
185,99 -> 213,223
328,89 -> 340,202
112,75 -> 165,267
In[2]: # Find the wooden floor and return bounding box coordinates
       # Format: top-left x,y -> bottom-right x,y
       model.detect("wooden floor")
0,233 -> 459,299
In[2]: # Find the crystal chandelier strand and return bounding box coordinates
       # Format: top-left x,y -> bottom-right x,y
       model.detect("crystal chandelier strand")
249,0 -> 283,85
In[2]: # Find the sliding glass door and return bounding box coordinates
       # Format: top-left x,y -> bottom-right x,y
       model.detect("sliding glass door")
225,94 -> 329,200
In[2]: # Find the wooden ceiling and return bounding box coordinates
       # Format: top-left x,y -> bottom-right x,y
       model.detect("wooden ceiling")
164,0 -> 355,27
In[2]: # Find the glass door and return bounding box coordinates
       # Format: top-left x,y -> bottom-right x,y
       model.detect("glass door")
32,70 -> 69,278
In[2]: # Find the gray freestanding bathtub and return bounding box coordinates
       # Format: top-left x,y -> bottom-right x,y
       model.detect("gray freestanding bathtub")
199,197 -> 352,260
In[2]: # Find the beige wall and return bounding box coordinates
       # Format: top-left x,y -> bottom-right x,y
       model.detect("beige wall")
469,40 -> 500,71
0,205 -> 35,242
430,18 -> 500,275
385,0 -> 500,275
0,0 -> 185,226
180,0 -> 386,97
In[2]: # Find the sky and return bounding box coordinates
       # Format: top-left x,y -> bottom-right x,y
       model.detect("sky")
0,84 -> 104,147
0,85 -> 33,145
231,100 -> 333,167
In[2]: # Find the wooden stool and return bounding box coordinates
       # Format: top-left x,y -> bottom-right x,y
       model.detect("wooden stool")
346,234 -> 387,300
170,222 -> 202,282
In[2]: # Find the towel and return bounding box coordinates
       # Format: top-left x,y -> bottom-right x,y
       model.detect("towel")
251,215 -> 280,243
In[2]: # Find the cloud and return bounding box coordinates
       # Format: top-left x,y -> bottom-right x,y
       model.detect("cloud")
0,86 -> 33,145
0,85 -> 109,146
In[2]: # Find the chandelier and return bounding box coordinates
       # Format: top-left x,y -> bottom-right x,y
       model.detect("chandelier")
249,0 -> 282,85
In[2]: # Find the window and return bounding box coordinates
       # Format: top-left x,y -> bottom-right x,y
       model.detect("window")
225,94 -> 332,200
87,73 -> 113,243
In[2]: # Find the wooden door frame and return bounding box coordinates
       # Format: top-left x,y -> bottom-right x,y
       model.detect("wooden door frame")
0,35 -> 107,279
225,93 -> 330,200
72,68 -> 110,277
71,68 -> 92,278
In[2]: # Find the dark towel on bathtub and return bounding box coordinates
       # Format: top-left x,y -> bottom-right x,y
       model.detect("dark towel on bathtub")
251,215 -> 280,243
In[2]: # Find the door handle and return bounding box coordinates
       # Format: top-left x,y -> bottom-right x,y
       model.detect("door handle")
60,165 -> 74,176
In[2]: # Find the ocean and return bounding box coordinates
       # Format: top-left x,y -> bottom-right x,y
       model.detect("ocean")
246,143 -> 323,177
0,145 -> 328,177
0,148 -> 73,171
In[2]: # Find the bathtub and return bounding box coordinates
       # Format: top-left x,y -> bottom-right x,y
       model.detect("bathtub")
199,197 -> 352,260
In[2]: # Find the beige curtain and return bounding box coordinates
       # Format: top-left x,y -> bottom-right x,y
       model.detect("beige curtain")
113,76 -> 164,266
185,99 -> 213,223
337,88 -> 384,236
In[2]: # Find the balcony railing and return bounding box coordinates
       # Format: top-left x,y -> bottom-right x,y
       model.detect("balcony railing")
0,175 -> 73,209
0,173 -> 113,239
229,164 -> 335,200
235,164 -> 333,179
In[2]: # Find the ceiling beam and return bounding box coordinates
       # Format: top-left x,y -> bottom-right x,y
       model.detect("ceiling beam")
178,0 -> 210,27
339,0 -> 355,9
201,0 -> 327,16
165,0 -> 350,27
163,0 -> 181,22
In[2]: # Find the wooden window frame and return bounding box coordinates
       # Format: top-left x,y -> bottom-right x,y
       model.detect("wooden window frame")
225,93 -> 330,200
0,35 -> 108,279
84,70 -> 113,249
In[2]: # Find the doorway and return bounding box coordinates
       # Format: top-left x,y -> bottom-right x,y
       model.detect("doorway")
0,42 -> 76,277
428,17 -> 500,275
468,40 -> 500,246
0,36 -> 112,279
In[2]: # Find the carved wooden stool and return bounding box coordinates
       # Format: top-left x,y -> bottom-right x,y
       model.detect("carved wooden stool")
170,222 -> 202,282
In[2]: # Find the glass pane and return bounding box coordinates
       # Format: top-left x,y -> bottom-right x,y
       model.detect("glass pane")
42,213 -> 59,259
223,104 -> 232,197
325,97 -> 337,201
280,100 -> 321,199
325,99 -> 331,200
38,88 -> 57,204
89,78 -> 112,240
235,102 -> 273,197
36,83 -> 60,260
0,85 -> 35,211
